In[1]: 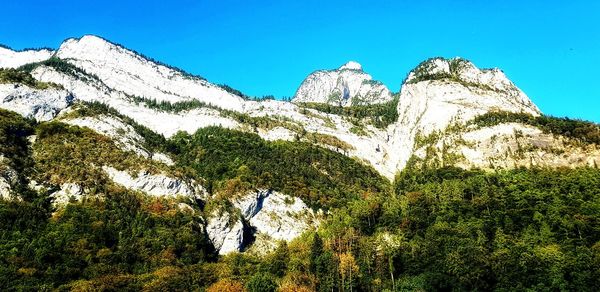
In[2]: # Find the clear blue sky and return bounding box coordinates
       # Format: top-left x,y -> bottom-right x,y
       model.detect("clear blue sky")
1,0 -> 599,122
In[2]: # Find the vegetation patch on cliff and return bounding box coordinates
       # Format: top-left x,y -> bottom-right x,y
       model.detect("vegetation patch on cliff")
470,111 -> 600,145
0,68 -> 63,90
298,95 -> 399,129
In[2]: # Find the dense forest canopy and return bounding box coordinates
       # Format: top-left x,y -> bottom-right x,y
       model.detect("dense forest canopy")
168,126 -> 388,210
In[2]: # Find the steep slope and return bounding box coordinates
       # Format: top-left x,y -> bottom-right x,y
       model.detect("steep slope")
1,36 -> 600,291
0,69 -> 73,121
2,36 -> 597,182
0,101 -> 344,253
54,35 -> 246,111
28,58 -> 240,137
293,61 -> 393,106
0,109 -> 35,200
385,57 -> 542,172
410,111 -> 600,170
21,45 -> 393,176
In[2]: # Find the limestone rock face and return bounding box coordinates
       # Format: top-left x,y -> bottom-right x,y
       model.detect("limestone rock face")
206,211 -> 245,255
0,83 -> 73,121
55,35 -> 246,112
293,61 -> 393,106
233,189 -> 319,241
415,122 -> 600,170
102,166 -> 206,199
1,35 -> 596,187
206,189 -> 320,255
386,57 -> 542,172
31,65 -> 240,138
0,47 -> 54,69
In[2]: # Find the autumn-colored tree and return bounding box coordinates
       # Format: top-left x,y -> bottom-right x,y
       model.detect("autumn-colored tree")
207,278 -> 246,292
339,252 -> 359,291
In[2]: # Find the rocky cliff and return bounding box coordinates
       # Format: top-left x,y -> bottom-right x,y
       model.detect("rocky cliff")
293,61 -> 393,106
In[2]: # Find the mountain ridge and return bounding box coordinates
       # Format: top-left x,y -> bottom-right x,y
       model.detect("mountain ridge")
2,35 -> 597,183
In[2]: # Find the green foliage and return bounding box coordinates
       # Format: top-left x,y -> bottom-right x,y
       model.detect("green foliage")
246,272 -> 277,292
33,121 -> 169,191
219,83 -> 248,99
169,126 -> 388,209
0,109 -> 37,198
0,191 -> 214,290
0,68 -> 61,90
298,95 -> 399,129
130,94 -> 219,114
249,95 -> 276,101
2,105 -> 600,291
349,125 -> 368,136
385,166 -> 600,291
470,111 -> 600,145
304,132 -> 354,151
405,57 -> 497,91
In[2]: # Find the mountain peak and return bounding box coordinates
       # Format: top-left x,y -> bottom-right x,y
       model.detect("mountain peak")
293,62 -> 392,106
52,35 -> 247,112
404,57 -> 522,93
339,61 -> 362,71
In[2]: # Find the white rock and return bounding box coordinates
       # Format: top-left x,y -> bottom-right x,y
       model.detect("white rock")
257,126 -> 296,141
428,122 -> 600,170
61,112 -> 174,166
206,211 -> 245,255
0,47 -> 53,68
2,35 -> 563,180
176,202 -> 196,214
339,61 -> 362,71
32,65 -> 240,137
233,189 -> 319,241
51,183 -> 84,206
0,178 -> 13,200
151,153 -> 175,166
0,83 -> 73,121
293,61 -> 393,106
55,35 -> 247,112
206,189 -> 319,254
386,58 -> 542,173
102,166 -> 205,199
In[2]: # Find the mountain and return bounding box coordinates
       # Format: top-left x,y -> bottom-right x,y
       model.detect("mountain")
0,45 -> 54,68
1,35 -> 600,290
2,35 -> 599,193
292,61 -> 393,106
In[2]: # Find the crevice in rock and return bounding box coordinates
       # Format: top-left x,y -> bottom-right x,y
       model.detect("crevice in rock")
240,218 -> 257,252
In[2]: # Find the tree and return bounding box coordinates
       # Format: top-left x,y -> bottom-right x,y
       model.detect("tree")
339,252 -> 359,291
310,233 -> 323,274
246,273 -> 277,292
207,279 -> 246,292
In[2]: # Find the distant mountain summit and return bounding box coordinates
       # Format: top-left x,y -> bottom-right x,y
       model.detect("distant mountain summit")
292,61 -> 393,106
